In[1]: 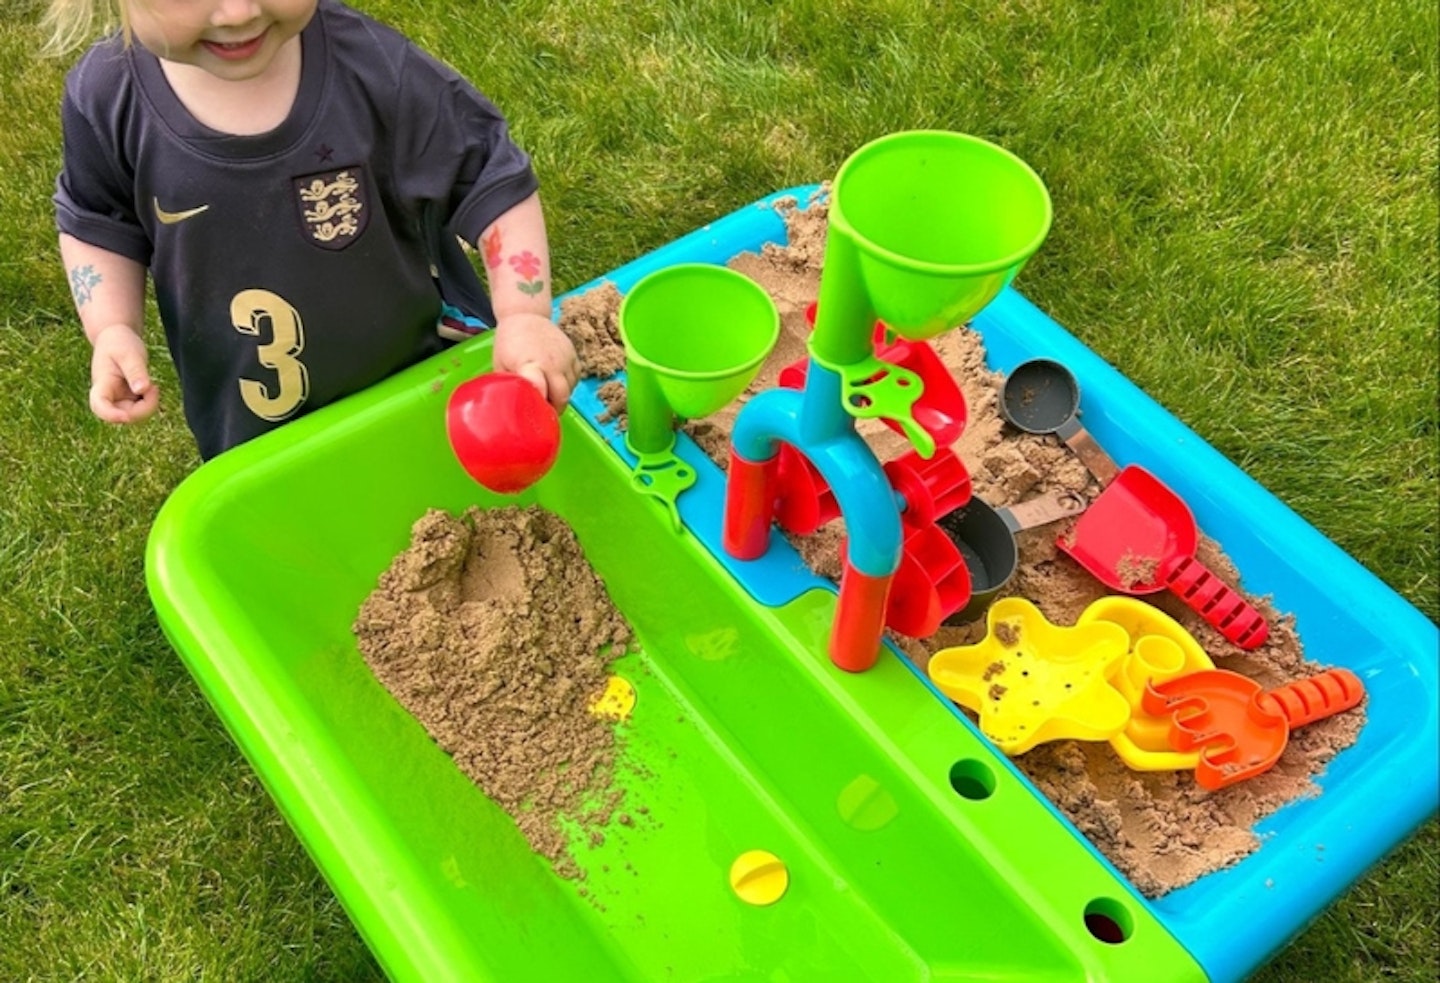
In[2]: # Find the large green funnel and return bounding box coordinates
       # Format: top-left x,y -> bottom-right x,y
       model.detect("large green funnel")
817,131 -> 1052,358
620,264 -> 780,455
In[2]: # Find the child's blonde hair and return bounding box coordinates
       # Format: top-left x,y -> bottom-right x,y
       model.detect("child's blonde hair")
42,0 -> 128,57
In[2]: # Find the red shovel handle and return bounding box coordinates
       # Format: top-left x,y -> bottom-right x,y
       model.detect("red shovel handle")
1165,555 -> 1270,649
1255,668 -> 1366,729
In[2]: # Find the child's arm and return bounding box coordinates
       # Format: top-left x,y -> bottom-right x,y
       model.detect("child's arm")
58,233 -> 157,424
477,192 -> 579,411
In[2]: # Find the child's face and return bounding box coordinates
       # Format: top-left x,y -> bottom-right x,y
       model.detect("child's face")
124,0 -> 318,81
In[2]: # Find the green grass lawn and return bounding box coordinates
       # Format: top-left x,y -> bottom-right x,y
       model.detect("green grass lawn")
2,0 -> 1435,979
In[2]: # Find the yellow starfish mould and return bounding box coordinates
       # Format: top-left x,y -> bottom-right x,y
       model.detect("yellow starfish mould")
928,596 -> 1131,755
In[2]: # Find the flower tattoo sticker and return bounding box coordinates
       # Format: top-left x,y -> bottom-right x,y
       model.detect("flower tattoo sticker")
508,250 -> 545,296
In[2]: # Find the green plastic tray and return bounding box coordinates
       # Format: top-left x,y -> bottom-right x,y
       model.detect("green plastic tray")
147,338 -> 1199,982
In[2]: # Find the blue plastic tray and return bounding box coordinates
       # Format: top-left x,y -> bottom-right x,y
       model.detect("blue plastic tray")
572,186 -> 1440,982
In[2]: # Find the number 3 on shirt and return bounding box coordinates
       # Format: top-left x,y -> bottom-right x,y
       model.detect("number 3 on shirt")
232,288 -> 310,421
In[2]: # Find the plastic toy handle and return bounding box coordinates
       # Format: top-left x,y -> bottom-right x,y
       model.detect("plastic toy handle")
630,451 -> 697,533
1054,419 -> 1120,485
1256,668 -> 1366,729
1164,555 -> 1269,649
1000,490 -> 1087,532
832,355 -> 934,458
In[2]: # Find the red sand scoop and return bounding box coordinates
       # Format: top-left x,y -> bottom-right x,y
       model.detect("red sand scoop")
446,374 -> 561,494
1058,465 -> 1270,649
1142,667 -> 1366,790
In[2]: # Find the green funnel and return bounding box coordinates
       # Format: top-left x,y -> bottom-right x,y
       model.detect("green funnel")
815,130 -> 1052,360
620,264 -> 780,455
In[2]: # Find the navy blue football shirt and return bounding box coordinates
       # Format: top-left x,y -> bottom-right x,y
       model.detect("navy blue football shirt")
55,0 -> 539,458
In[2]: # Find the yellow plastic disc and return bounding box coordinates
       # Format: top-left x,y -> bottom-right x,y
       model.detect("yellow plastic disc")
729,850 -> 789,906
587,675 -> 636,721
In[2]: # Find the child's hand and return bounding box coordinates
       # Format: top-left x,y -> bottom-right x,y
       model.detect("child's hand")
89,323 -> 158,424
492,312 -> 580,412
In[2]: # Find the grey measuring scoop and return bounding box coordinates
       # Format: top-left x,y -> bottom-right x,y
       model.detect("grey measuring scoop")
938,489 -> 1087,625
999,358 -> 1120,485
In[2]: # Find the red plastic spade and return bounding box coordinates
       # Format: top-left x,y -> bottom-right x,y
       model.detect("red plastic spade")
1142,667 -> 1366,790
446,374 -> 561,494
1058,465 -> 1270,649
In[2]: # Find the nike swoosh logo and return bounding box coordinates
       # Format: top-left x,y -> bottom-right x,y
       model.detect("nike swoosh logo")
153,198 -> 210,225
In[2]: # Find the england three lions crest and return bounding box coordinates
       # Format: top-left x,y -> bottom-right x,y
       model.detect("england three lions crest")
293,167 -> 367,249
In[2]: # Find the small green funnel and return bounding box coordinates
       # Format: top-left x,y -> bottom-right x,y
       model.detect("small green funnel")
620,264 -> 781,455
821,130 -> 1053,349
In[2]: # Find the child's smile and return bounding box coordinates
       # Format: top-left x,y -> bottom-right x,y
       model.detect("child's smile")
200,29 -> 270,62
125,0 -> 316,82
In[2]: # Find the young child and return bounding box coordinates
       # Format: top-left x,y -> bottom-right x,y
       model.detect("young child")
48,0 -> 579,460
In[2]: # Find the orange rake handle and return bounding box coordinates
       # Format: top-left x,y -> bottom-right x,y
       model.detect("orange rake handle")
1255,667 -> 1366,729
